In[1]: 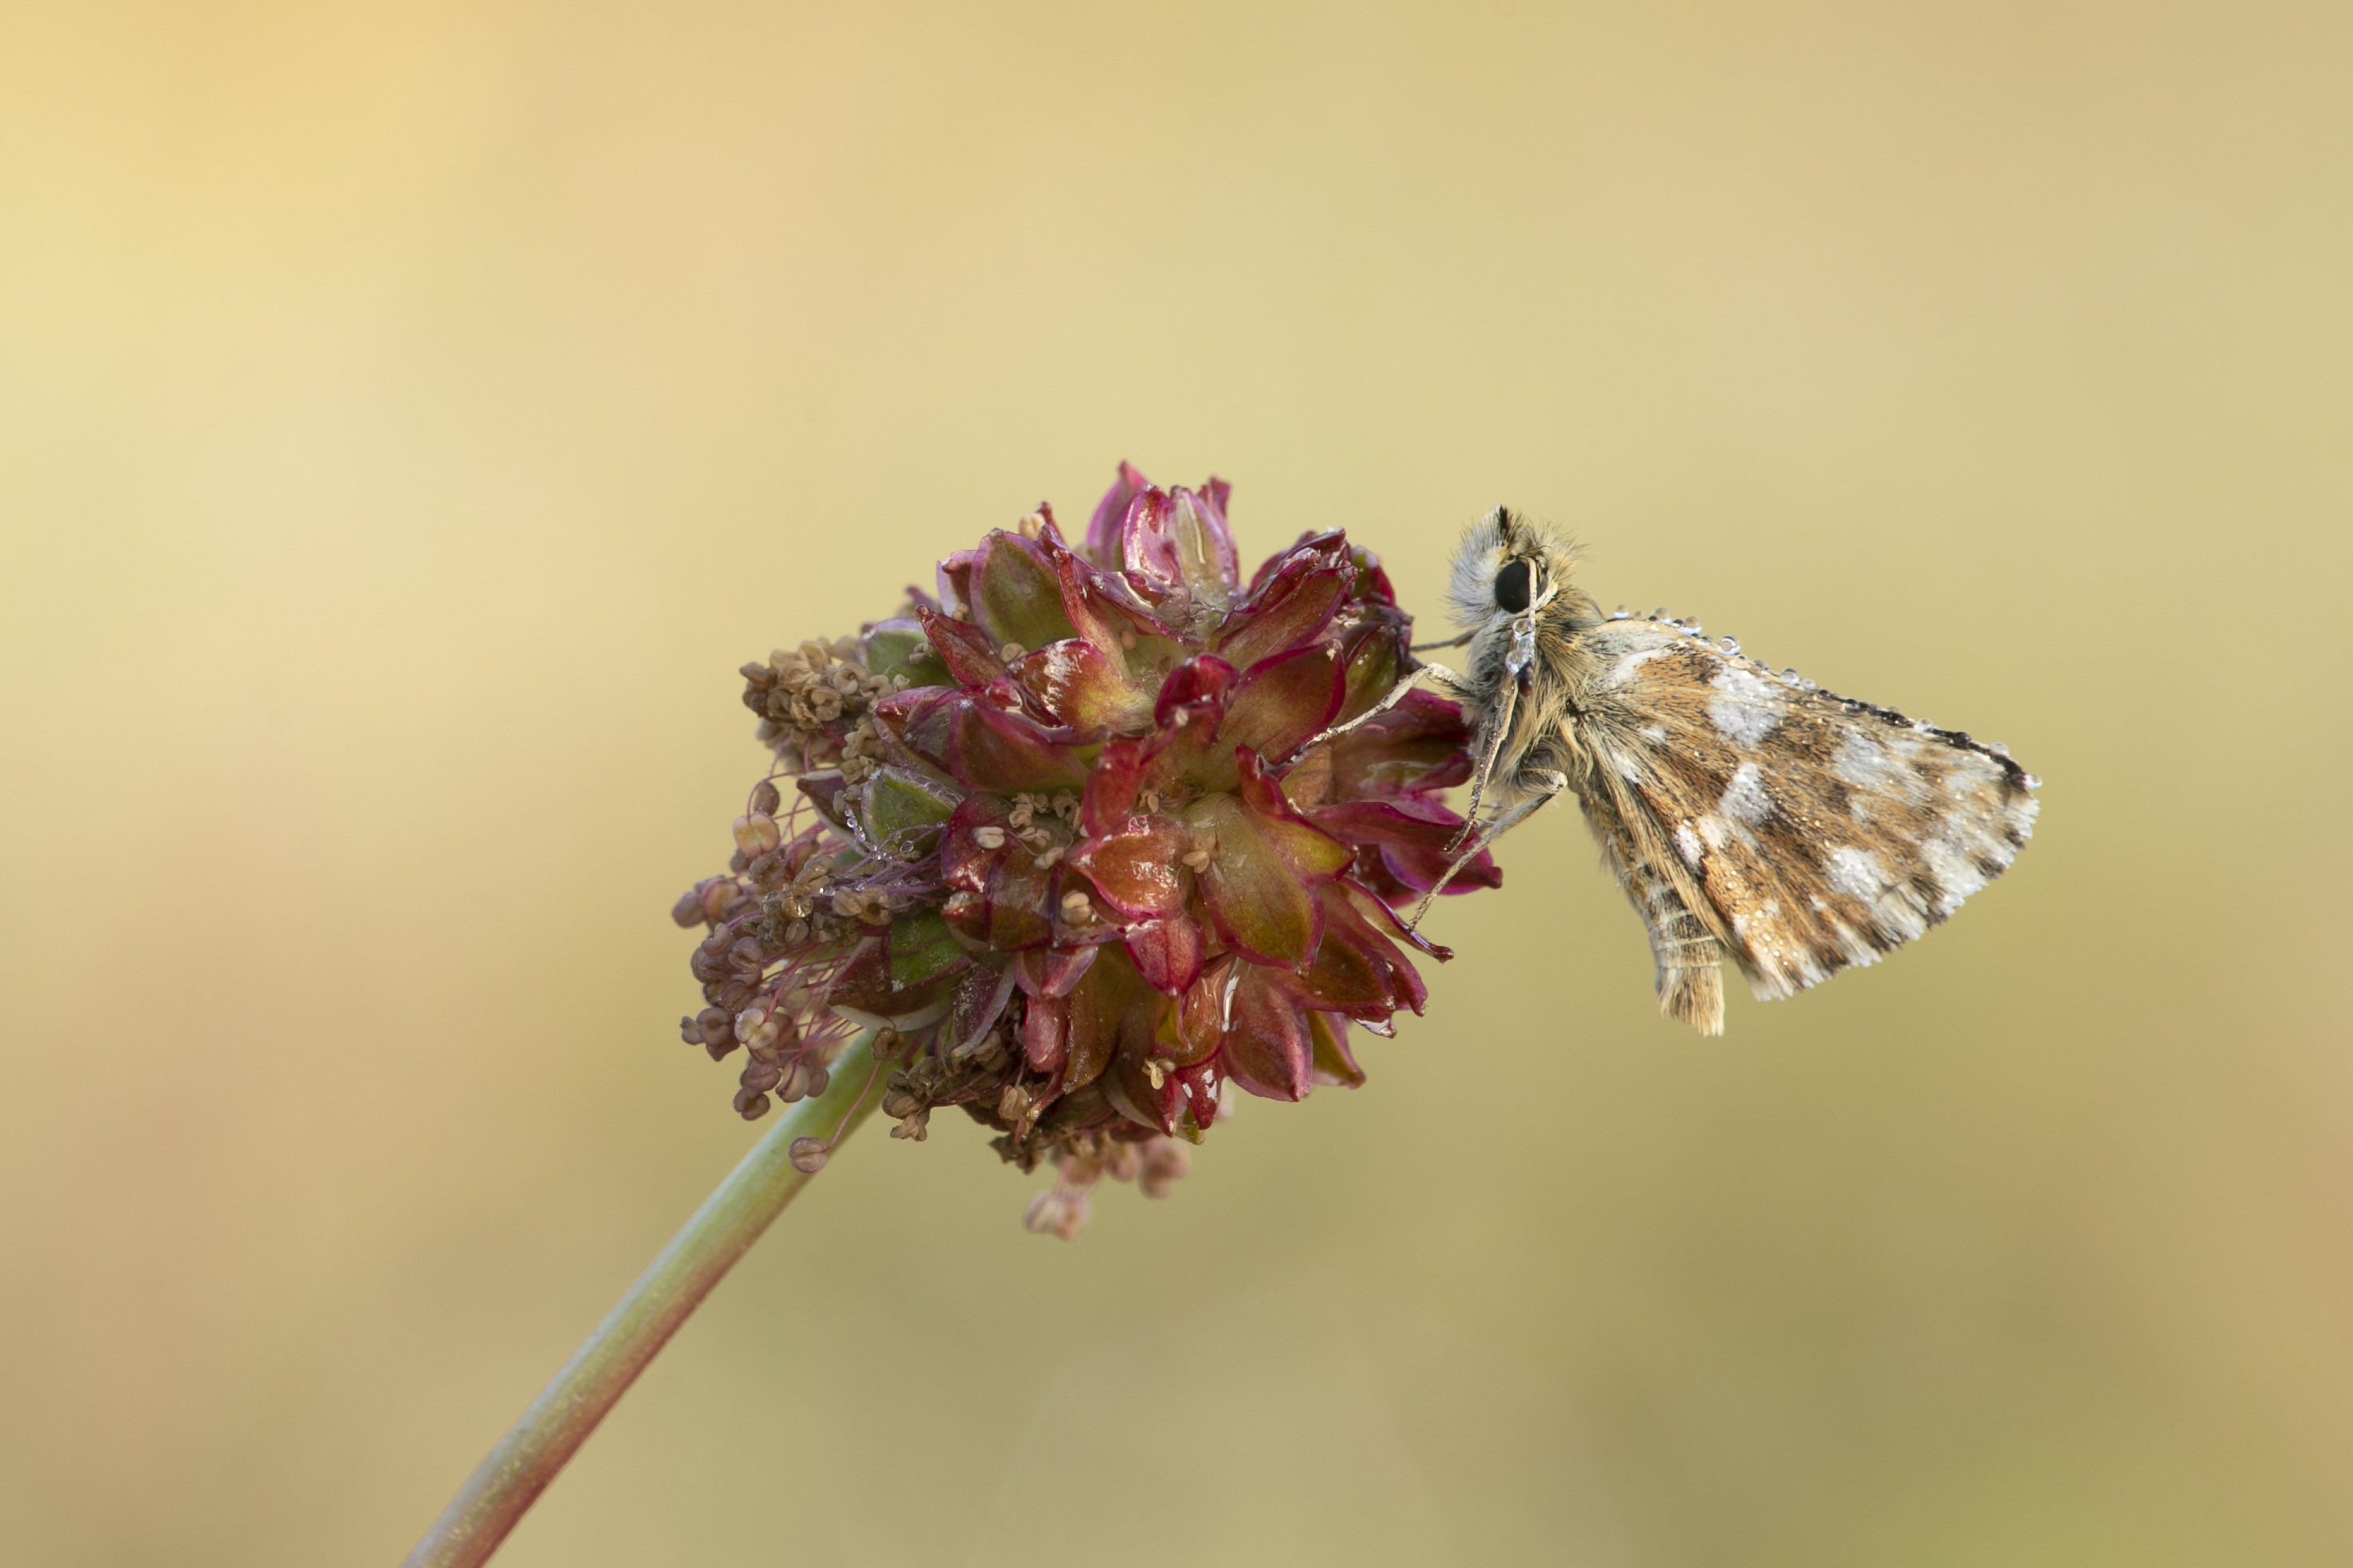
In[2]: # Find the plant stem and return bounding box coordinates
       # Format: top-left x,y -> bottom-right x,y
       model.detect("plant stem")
402,1032 -> 882,1568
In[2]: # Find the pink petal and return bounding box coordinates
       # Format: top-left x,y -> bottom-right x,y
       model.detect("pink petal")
1085,461 -> 1153,569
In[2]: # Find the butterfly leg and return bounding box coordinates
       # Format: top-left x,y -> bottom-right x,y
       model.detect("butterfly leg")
1300,664 -> 1474,752
1408,768 -> 1565,929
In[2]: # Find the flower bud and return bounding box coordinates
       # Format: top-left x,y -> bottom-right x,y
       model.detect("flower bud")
789,1137 -> 829,1175
750,780 -> 782,815
1023,1186 -> 1090,1240
1139,1137 -> 1192,1199
670,888 -> 707,928
733,812 -> 782,856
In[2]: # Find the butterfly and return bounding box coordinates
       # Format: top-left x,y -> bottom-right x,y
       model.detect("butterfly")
1320,509 -> 2039,1034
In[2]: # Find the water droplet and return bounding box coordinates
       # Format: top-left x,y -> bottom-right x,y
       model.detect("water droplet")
1988,741 -> 2010,756
1612,604 -> 1628,619
1801,679 -> 1818,691
2023,773 -> 2043,789
1649,607 -> 1668,620
1719,636 -> 1740,654
1781,667 -> 1800,684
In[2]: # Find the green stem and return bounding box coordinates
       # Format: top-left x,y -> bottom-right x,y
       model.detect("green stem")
402,1032 -> 883,1568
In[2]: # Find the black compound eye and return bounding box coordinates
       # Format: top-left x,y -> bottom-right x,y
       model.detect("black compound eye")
1492,558 -> 1532,613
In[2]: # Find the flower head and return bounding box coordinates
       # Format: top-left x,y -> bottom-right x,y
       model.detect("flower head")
673,465 -> 1500,1231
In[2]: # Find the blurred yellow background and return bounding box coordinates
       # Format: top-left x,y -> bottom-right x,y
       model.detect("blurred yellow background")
3,2 -> 2348,1563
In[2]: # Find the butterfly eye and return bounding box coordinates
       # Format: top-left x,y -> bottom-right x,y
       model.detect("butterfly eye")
1493,559 -> 1532,613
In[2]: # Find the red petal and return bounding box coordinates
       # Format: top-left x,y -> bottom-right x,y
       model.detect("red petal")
945,700 -> 1090,792
1019,942 -> 1099,999
1123,913 -> 1205,994
1215,565 -> 1348,673
1122,485 -> 1240,611
970,531 -> 1079,655
1278,885 -> 1428,1018
1378,840 -> 1502,895
1058,550 -> 1178,652
915,607 -> 1006,688
1069,813 -> 1188,919
1172,956 -> 1236,1064
1218,967 -> 1313,1101
1010,640 -> 1153,735
1308,795 -> 1471,848
1023,991 -> 1067,1072
941,956 -> 1018,1057
1243,529 -> 1350,595
936,550 -> 977,619
1327,688 -> 1477,797
1082,738 -> 1147,836
1335,620 -> 1406,727
1219,644 -> 1343,764
1176,1059 -> 1224,1131
940,796 -> 1055,951
867,687 -> 960,775
1233,748 -> 1356,878
1184,752 -> 1352,969
1060,944 -> 1155,1094
1153,656 -> 1235,725
1085,461 -> 1153,569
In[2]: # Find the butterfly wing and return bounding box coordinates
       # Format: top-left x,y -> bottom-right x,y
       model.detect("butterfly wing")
1560,619 -> 2039,1027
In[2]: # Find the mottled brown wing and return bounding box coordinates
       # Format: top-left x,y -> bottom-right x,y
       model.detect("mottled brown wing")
1560,619 -> 2039,1024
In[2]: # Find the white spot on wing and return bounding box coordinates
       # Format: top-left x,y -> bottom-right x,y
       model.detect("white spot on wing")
1675,822 -> 1704,867
1826,846 -> 1887,900
1606,646 -> 1671,687
1719,761 -> 1772,825
1708,666 -> 1780,748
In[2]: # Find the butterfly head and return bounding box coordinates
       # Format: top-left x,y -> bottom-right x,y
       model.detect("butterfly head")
1445,507 -> 1584,670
